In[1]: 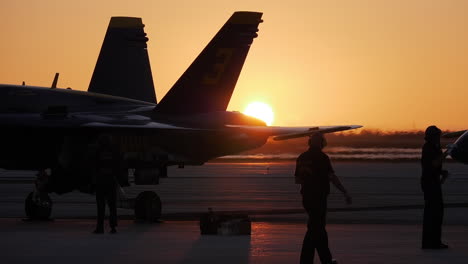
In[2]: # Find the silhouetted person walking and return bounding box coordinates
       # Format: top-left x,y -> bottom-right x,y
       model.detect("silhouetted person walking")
93,135 -> 120,234
295,133 -> 352,264
421,126 -> 449,249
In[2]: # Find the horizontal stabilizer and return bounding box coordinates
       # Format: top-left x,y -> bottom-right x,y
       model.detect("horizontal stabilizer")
88,17 -> 156,103
272,126 -> 361,140
226,125 -> 362,141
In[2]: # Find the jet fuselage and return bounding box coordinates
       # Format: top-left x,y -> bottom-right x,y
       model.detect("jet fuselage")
0,85 -> 268,171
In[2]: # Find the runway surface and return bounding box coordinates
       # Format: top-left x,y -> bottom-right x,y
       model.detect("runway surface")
1,219 -> 468,264
1,161 -> 468,263
0,161 -> 467,223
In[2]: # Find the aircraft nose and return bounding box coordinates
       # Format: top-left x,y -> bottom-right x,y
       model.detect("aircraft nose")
450,132 -> 468,164
450,146 -> 468,164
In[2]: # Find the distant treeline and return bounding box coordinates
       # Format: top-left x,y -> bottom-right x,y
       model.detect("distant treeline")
240,129 -> 456,155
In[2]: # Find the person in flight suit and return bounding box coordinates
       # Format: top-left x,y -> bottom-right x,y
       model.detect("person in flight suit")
93,135 -> 121,234
295,133 -> 352,264
421,125 -> 449,249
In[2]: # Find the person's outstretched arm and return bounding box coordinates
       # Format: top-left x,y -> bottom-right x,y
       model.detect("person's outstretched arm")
329,173 -> 352,204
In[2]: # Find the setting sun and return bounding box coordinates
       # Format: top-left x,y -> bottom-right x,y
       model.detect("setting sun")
243,102 -> 274,126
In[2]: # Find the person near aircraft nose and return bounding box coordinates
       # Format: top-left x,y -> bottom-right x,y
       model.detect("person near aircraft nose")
421,125 -> 449,249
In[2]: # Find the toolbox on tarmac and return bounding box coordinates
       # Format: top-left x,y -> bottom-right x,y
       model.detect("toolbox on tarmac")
199,209 -> 251,235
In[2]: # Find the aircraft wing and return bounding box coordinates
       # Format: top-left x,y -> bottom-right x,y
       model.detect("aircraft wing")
443,130 -> 467,138
0,112 -> 361,137
226,125 -> 362,141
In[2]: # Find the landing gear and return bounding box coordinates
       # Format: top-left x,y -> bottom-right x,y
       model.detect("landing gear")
134,191 -> 161,222
25,192 -> 52,220
25,169 -> 52,220
131,165 -> 164,222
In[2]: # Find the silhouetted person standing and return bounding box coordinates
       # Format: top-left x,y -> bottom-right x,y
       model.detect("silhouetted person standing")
421,126 -> 449,249
93,135 -> 120,234
295,133 -> 352,264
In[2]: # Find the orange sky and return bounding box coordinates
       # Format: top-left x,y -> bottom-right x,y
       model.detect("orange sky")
1,0 -> 467,130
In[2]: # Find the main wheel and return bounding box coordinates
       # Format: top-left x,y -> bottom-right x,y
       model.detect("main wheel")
25,192 -> 52,220
134,191 -> 161,222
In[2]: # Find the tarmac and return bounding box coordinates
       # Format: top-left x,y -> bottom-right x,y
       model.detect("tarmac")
1,218 -> 468,264
1,162 -> 467,263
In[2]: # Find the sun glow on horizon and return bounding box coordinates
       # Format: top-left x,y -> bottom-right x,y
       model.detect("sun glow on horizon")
243,102 -> 274,126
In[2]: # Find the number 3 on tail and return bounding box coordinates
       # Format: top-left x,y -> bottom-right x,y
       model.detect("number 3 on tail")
202,48 -> 234,85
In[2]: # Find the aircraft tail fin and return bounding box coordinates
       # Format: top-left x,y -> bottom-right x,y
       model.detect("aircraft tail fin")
88,17 -> 156,103
155,11 -> 263,115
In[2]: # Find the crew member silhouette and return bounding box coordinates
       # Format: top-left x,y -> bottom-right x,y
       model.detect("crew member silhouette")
93,135 -> 120,234
295,133 -> 352,264
421,125 -> 449,249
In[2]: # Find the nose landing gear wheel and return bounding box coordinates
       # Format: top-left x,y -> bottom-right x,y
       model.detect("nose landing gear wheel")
25,192 -> 52,220
134,191 -> 161,222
